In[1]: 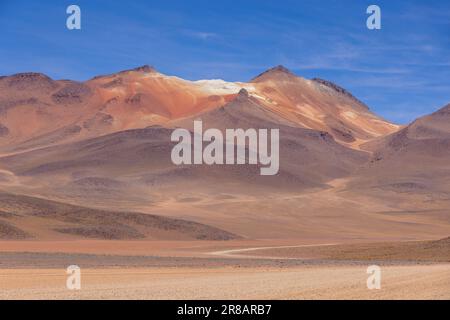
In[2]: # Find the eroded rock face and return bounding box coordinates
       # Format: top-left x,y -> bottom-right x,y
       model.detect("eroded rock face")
52,82 -> 92,104
2,72 -> 58,91
238,88 -> 249,98
83,112 -> 114,130
331,128 -> 356,143
0,124 -> 9,137
101,78 -> 123,88
311,78 -> 369,109
251,65 -> 296,82
131,65 -> 156,73
0,98 -> 42,115
125,93 -> 144,104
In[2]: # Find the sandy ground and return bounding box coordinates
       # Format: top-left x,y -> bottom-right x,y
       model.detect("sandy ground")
0,239 -> 449,299
0,264 -> 449,300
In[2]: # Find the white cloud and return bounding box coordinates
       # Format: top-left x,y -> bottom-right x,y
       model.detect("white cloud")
184,30 -> 218,40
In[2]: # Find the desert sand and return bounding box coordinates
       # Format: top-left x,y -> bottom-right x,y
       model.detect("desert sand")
1,265 -> 449,300
0,238 -> 449,299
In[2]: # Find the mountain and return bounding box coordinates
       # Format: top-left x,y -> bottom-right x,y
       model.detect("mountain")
0,65 -> 398,154
248,65 -> 399,148
0,65 -> 449,240
0,66 -> 237,153
0,89 -> 368,202
335,102 -> 450,240
349,103 -> 450,194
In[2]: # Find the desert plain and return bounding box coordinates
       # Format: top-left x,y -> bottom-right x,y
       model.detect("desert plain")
0,238 -> 449,299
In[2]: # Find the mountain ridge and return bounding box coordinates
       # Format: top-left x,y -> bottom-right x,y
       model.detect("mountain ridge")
0,66 -> 449,241
0,65 -> 399,153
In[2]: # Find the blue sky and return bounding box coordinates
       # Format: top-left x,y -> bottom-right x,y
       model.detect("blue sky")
0,0 -> 449,124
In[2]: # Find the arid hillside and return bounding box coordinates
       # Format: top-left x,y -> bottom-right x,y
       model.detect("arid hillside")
0,66 -> 449,241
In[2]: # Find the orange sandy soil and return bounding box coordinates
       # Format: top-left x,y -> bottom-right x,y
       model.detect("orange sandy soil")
1,265 -> 449,300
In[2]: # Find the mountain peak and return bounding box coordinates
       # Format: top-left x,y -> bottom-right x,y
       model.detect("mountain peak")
268,65 -> 293,74
1,72 -> 57,91
4,72 -> 54,82
91,65 -> 157,80
251,65 -> 296,82
132,65 -> 156,73
121,65 -> 156,74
